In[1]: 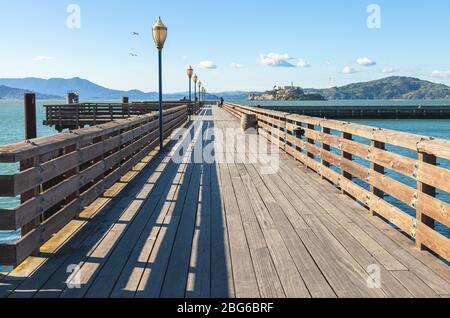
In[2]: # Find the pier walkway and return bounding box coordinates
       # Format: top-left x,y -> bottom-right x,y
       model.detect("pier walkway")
0,106 -> 449,298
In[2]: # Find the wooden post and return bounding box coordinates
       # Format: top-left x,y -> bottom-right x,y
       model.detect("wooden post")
75,104 -> 80,130
21,94 -> 40,247
24,93 -> 37,140
122,97 -> 129,118
341,132 -> 353,194
321,126 -> 331,179
415,152 -> 436,250
307,124 -> 315,159
370,140 -> 385,215
58,105 -> 62,132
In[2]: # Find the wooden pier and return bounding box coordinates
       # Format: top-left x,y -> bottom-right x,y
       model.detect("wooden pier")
0,104 -> 449,298
252,103 -> 450,119
44,101 -> 199,131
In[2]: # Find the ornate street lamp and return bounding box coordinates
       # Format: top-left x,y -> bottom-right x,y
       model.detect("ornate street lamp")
198,81 -> 202,106
186,65 -> 193,120
152,17 -> 168,150
193,74 -> 198,113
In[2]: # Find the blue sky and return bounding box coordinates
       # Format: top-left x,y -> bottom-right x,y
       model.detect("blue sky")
0,0 -> 449,92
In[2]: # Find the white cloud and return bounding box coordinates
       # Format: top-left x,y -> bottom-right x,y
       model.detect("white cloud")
231,63 -> 245,69
296,59 -> 312,68
356,57 -> 376,66
33,56 -> 53,61
260,53 -> 295,67
431,70 -> 450,78
325,59 -> 333,65
382,67 -> 398,74
197,61 -> 217,69
182,56 -> 188,61
342,66 -> 358,74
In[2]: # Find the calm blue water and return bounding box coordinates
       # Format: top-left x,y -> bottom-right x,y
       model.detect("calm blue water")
238,99 -> 450,107
1,99 -> 449,270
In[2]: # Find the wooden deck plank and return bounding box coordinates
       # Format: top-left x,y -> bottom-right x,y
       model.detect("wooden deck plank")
218,161 -> 260,298
186,161 -> 211,298
210,159 -> 235,298
227,162 -> 286,298
134,119 -> 205,298
160,123 -> 207,298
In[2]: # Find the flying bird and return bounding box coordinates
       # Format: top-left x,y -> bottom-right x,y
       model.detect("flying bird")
129,53 -> 138,57
132,32 -> 139,36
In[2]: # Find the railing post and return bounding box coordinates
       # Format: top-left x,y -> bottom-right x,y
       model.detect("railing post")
341,132 -> 353,195
75,104 -> 80,130
57,105 -> 63,132
307,124 -> 315,160
22,93 -> 40,252
370,140 -> 385,216
24,93 -> 37,140
415,151 -> 436,250
122,97 -> 129,118
321,125 -> 331,179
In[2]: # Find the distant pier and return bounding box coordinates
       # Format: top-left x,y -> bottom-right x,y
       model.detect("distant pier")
44,101 -> 197,131
250,103 -> 450,119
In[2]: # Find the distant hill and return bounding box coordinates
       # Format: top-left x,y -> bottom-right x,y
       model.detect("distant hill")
0,85 -> 61,100
0,77 -> 160,100
309,76 -> 450,100
0,77 -> 250,101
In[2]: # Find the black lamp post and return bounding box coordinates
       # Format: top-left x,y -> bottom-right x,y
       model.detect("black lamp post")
187,65 -> 193,120
193,74 -> 198,113
152,17 -> 168,150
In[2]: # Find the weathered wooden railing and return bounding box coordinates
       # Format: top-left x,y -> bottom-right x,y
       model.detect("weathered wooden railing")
44,101 -> 200,131
224,102 -> 450,262
0,105 -> 188,266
